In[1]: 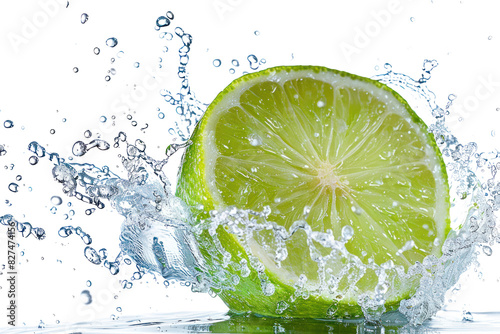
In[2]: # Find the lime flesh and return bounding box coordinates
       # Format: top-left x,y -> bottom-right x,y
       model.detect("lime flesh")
176,66 -> 449,318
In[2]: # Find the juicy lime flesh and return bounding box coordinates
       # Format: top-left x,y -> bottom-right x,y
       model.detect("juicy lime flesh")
212,78 -> 443,268
176,66 -> 449,318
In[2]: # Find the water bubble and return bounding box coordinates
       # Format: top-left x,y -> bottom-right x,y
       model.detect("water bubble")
93,47 -> 100,55
86,280 -> 92,287
110,58 -> 115,63
100,116 -> 107,123
410,17 -> 415,22
4,120 -> 14,128
213,59 -> 221,67
106,37 -> 118,48
73,67 -> 79,73
133,62 -> 140,68
16,175 -> 22,181
50,129 -> 55,134
166,11 -> 174,20
158,112 -> 165,119
80,13 -> 88,24
492,130 -> 496,137
254,30 -> 260,36
8,183 -> 18,193
116,307 -> 122,312
51,196 -> 62,206
232,59 -> 239,67
156,16 -> 170,28
0,145 -> 6,156
81,290 -> 92,304
488,35 -> 493,40
109,68 -> 116,75
28,156 -> 39,165
229,68 -> 235,74
84,130 -> 92,138
105,75 -> 111,82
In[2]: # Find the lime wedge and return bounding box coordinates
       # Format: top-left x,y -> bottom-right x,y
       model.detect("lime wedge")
176,66 -> 449,318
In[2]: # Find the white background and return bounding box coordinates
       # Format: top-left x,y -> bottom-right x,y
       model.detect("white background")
0,0 -> 499,328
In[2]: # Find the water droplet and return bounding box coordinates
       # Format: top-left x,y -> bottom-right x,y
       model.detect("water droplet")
50,129 -> 55,134
248,134 -> 262,146
84,130 -> 92,138
72,141 -> 87,156
229,68 -> 235,74
105,75 -> 111,82
51,196 -> 62,206
85,208 -> 95,215
166,11 -> 174,20
81,290 -> 92,304
106,37 -> 118,48
93,47 -> 100,55
4,120 -> 14,128
116,307 -> 122,312
492,130 -> 496,137
341,225 -> 354,240
158,112 -> 165,119
16,175 -> 22,181
488,35 -> 493,40
80,13 -> 88,24
134,62 -> 140,68
156,16 -> 170,28
8,183 -> 18,193
410,17 -> 415,22
86,280 -> 92,287
213,59 -> 221,67
0,145 -> 6,156
317,100 -> 325,108
73,67 -> 79,73
275,301 -> 289,314
483,245 -> 493,256
232,59 -> 239,67
29,156 -> 39,165
84,246 -> 101,265
254,30 -> 260,36
247,54 -> 259,70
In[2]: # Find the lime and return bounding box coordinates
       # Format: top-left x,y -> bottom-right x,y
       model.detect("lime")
176,66 -> 449,318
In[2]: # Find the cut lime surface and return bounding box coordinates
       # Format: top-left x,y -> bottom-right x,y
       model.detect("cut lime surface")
176,65 -> 449,319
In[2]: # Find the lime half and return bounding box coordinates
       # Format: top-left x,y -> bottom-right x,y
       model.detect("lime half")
176,66 -> 449,318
